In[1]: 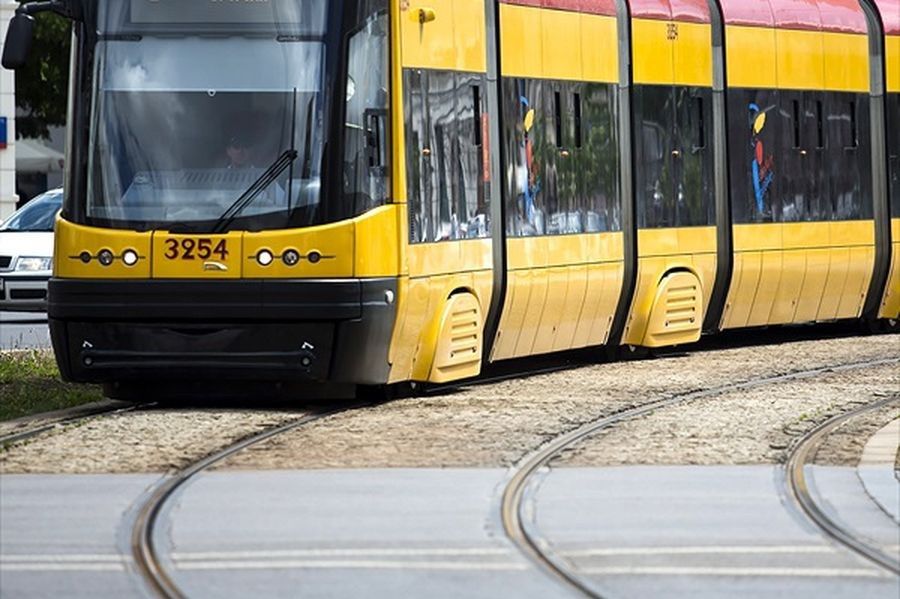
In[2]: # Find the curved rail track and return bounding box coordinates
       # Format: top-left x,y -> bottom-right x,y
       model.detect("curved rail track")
131,403 -> 365,599
0,401 -> 136,446
500,356 -> 900,598
785,396 -> 900,576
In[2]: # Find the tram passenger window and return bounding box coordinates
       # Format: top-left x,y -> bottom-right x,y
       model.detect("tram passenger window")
634,85 -> 675,229
888,94 -> 900,218
726,89 -> 779,224
404,69 -> 491,243
675,86 -> 714,227
578,83 -> 621,232
504,78 -> 548,237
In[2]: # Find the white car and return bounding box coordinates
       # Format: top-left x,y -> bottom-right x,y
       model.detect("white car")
0,189 -> 62,312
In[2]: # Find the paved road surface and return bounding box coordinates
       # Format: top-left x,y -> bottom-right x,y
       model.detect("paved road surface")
1,465 -> 896,598
0,311 -> 50,351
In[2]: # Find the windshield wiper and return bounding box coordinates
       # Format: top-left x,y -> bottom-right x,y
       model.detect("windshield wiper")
211,149 -> 298,234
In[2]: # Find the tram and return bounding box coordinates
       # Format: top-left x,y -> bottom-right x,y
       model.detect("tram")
3,0 -> 897,397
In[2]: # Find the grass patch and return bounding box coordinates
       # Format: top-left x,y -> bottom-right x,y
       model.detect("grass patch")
0,350 -> 105,422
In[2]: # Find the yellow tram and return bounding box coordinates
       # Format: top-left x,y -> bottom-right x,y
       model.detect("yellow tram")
2,0 -> 897,397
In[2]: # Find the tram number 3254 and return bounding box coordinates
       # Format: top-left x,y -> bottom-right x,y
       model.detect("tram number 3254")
164,238 -> 229,261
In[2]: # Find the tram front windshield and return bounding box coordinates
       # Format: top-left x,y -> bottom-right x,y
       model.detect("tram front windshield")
86,0 -> 390,231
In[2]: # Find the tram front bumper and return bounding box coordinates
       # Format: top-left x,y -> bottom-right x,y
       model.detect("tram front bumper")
47,278 -> 397,385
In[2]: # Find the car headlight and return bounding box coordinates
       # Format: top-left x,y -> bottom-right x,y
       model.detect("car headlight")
14,257 -> 53,272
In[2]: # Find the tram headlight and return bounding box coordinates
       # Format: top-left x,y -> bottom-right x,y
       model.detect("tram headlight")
97,249 -> 115,266
122,249 -> 139,266
282,249 -> 300,266
256,249 -> 274,266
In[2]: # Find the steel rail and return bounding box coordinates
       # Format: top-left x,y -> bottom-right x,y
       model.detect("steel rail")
501,356 -> 900,598
785,395 -> 900,575
0,402 -> 136,446
131,404 -> 365,599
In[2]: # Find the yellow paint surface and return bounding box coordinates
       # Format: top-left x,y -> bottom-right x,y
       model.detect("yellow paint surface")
722,221 -> 877,329
54,217 -> 153,279
887,35 -> 900,93
499,3 -> 618,82
776,28 -> 825,91
400,0 -> 486,72
623,226 -> 717,346
632,19 -> 674,85
391,1 -> 408,204
878,218 -> 900,319
726,26 -> 777,89
823,32 -> 870,93
672,22 -> 713,87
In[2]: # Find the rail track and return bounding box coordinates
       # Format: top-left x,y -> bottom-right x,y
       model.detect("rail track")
130,402 -> 367,599
785,396 -> 900,576
0,401 -> 136,446
500,356 -> 900,598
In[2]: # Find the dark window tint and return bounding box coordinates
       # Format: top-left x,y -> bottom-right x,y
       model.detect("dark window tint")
726,88 -> 780,224
502,78 -> 621,236
634,84 -> 714,229
889,93 -> 900,218
634,85 -> 675,228
675,86 -> 715,227
404,69 -> 491,243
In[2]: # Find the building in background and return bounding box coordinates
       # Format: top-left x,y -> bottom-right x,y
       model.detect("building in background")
0,0 -> 17,221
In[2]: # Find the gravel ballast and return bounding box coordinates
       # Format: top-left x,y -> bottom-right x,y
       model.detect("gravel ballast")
1,331 -> 896,474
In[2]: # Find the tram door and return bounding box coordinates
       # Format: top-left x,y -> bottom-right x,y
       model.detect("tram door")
387,0 -> 496,384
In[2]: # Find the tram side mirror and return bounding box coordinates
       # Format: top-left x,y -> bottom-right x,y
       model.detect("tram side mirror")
2,13 -> 35,70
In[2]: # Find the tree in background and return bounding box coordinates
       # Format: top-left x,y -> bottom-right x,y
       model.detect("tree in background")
14,9 -> 70,140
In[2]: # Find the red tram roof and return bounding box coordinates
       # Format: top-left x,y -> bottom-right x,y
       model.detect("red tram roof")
720,0 -> 868,33
628,0 -> 710,23
873,0 -> 900,34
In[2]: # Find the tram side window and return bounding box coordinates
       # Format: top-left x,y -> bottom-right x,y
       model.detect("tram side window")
342,7 -> 391,216
727,88 -> 780,224
828,92 -> 872,221
675,86 -> 715,227
404,69 -> 491,243
503,78 -> 621,237
578,83 -> 621,232
634,85 -> 675,229
889,94 -> 900,218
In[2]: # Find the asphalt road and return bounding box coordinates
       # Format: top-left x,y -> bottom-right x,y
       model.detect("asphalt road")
0,311 -> 51,351
1,465 -> 896,598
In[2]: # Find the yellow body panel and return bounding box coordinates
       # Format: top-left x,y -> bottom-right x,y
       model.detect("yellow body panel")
57,207 -> 403,281
887,35 -> 900,93
776,28 -> 825,91
425,291 -> 484,383
879,219 -> 900,319
823,32 -> 870,93
722,221 -> 876,329
54,217 -> 153,279
581,13 -> 620,83
491,233 -> 624,361
726,26 -> 778,89
150,232 -> 243,279
391,1 -> 408,204
541,9 -> 583,82
727,27 -> 869,92
642,270 -> 704,347
622,226 -> 717,346
672,22 -> 713,87
243,224 -> 354,280
399,0 -> 486,72
499,3 -> 618,82
632,19 -> 674,85
354,205 -> 404,277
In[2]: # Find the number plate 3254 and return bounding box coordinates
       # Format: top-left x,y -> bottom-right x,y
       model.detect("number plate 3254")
163,237 -> 229,261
